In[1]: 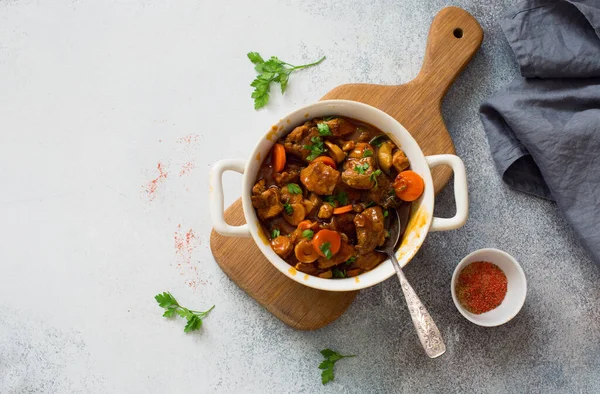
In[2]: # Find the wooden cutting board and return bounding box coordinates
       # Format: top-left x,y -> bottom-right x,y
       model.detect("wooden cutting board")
210,6 -> 483,330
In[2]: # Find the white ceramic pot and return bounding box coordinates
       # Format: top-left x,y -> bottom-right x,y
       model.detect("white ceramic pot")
210,100 -> 468,291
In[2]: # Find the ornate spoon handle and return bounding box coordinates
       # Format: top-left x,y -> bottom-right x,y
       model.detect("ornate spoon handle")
389,252 -> 446,358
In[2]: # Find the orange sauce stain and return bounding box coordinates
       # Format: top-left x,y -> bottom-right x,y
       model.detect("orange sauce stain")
304,112 -> 309,118
303,274 -> 309,280
400,207 -> 429,249
256,223 -> 269,245
355,276 -> 360,283
288,267 -> 297,276
255,152 -> 261,161
278,125 -> 284,131
266,125 -> 279,141
286,119 -> 291,124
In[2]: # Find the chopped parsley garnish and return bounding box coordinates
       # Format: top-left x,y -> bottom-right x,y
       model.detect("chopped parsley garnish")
370,169 -> 382,187
317,123 -> 332,136
271,229 -> 281,238
323,191 -> 348,207
320,241 -> 333,259
383,210 -> 389,217
354,163 -> 370,174
362,149 -> 373,157
369,134 -> 389,147
304,136 -> 326,161
365,201 -> 376,208
322,116 -> 337,121
336,191 -> 349,206
287,183 -> 302,194
332,268 -> 346,278
344,256 -> 357,266
283,203 -> 294,215
302,229 -> 314,240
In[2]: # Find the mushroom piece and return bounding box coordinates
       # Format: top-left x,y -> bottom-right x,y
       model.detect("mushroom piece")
294,240 -> 319,263
377,141 -> 393,174
270,236 -> 293,258
283,203 -> 306,226
324,141 -> 346,163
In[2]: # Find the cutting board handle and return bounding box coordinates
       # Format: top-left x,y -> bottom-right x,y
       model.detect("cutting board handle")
413,7 -> 483,101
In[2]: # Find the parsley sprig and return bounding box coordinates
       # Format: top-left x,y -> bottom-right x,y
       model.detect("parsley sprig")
370,169 -> 382,187
155,292 -> 214,333
283,203 -> 294,215
319,349 -> 356,384
324,191 -> 348,207
248,52 -> 326,109
302,229 -> 314,240
287,183 -> 302,195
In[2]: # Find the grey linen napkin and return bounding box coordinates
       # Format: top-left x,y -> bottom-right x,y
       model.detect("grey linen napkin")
479,0 -> 600,265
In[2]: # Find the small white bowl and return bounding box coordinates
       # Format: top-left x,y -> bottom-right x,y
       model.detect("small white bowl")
451,248 -> 527,327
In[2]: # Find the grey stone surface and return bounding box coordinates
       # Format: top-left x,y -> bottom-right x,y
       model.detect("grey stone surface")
0,0 -> 599,393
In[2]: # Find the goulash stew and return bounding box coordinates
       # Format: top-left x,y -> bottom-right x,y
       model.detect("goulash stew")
251,116 -> 424,279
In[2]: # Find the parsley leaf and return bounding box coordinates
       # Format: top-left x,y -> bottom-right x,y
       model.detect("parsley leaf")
304,136 -> 326,161
271,228 -> 281,239
320,242 -> 333,259
302,229 -> 314,240
383,210 -> 389,217
319,349 -> 356,385
323,191 -> 348,207
248,52 -> 326,110
332,268 -> 346,278
345,256 -> 357,265
370,169 -> 382,187
317,123 -> 332,136
369,134 -> 389,147
362,149 -> 373,157
155,292 -> 214,333
287,183 -> 302,195
322,116 -> 337,121
365,201 -> 376,208
283,203 -> 294,215
336,191 -> 348,206
354,163 -> 369,174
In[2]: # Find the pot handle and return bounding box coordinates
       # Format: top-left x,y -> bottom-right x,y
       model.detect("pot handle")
425,155 -> 469,232
209,159 -> 251,237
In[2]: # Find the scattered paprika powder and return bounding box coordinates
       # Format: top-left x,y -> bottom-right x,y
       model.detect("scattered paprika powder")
456,261 -> 507,314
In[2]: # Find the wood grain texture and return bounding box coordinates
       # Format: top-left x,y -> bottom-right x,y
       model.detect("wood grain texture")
210,199 -> 358,330
322,6 -> 483,193
210,7 -> 482,330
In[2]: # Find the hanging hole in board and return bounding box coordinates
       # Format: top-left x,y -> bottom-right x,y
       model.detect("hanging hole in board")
453,28 -> 463,38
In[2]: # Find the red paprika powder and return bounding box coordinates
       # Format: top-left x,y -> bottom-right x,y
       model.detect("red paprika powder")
456,261 -> 507,314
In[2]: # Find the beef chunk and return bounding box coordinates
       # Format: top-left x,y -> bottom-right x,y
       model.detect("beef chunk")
329,212 -> 356,242
341,157 -> 377,189
317,241 -> 355,270
300,161 -> 340,195
273,168 -> 300,187
393,149 -> 410,172
251,184 -> 283,219
282,123 -> 319,160
367,174 -> 397,209
322,118 -> 355,137
350,252 -> 386,271
354,206 -> 386,254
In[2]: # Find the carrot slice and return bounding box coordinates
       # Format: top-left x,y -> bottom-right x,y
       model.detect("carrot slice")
312,229 -> 341,258
394,170 -> 424,201
297,220 -> 313,230
272,143 -> 286,172
333,205 -> 353,215
312,155 -> 336,168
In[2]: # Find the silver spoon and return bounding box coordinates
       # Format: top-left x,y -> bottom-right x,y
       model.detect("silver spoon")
376,206 -> 446,358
